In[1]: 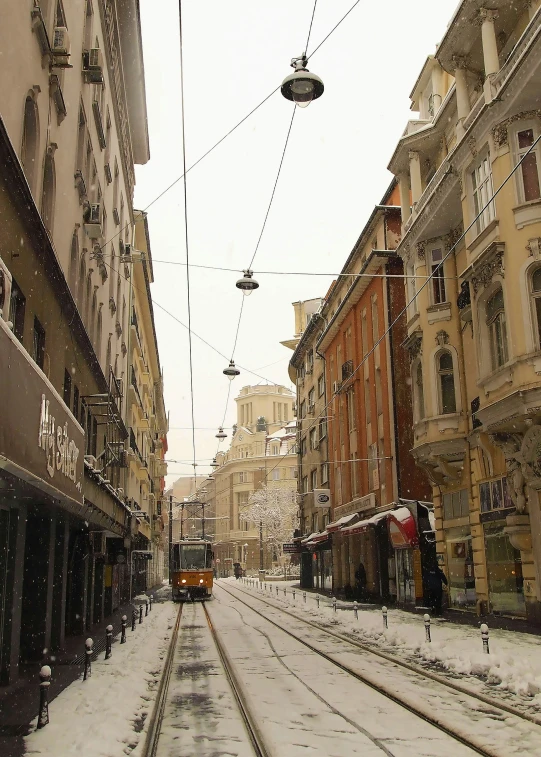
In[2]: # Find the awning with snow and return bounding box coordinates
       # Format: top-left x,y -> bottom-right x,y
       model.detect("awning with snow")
341,511 -> 390,536
387,506 -> 419,549
326,513 -> 359,533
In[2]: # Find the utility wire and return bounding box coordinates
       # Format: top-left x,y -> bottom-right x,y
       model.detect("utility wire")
305,0 -> 319,54
306,0 -> 362,59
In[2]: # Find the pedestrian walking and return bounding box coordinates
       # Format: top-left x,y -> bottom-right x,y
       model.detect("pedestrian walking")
426,565 -> 448,615
354,562 -> 367,602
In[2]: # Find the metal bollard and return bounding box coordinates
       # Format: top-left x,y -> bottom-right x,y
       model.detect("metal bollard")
353,602 -> 358,620
316,594 -> 320,608
292,589 -> 296,601
283,586 -> 287,597
276,585 -> 278,596
105,624 -> 113,659
264,583 -> 267,592
332,597 -> 337,613
131,609 -> 137,632
481,623 -> 490,654
149,595 -> 153,612
382,606 -> 388,629
83,638 -> 93,681
303,591 -> 307,604
37,665 -> 51,728
145,600 -> 148,617
424,613 -> 431,642
120,615 -> 127,644
139,605 -> 143,624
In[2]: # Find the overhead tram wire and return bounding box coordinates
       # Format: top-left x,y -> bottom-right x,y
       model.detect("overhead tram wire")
248,131 -> 541,491
306,0 -> 362,60
305,0 -> 319,55
178,0 -> 196,477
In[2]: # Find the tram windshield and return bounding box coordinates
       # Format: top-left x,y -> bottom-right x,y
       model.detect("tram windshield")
173,544 -> 210,570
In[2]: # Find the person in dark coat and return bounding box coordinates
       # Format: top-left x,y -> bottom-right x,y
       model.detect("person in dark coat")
426,566 -> 448,615
233,562 -> 242,580
354,562 -> 367,601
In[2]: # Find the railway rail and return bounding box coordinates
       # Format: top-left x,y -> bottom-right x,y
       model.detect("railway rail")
217,580 -> 541,757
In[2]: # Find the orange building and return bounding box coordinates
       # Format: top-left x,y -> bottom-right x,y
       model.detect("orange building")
314,181 -> 432,604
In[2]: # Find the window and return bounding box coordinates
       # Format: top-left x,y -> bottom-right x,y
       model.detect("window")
515,126 -> 541,202
310,427 -> 317,450
72,384 -> 80,419
364,378 -> 371,424
310,469 -> 317,491
378,436 -> 386,491
479,477 -> 512,513
375,369 -> 382,416
308,388 -> 315,407
42,151 -> 56,234
318,373 -> 325,397
238,471 -> 246,483
471,154 -> 495,234
346,388 -> 356,432
319,418 -> 327,440
371,295 -> 379,342
406,262 -> 418,317
54,0 -> 67,27
33,317 -> 46,369
361,310 -> 368,355
321,463 -> 329,484
302,476 -> 308,493
63,369 -> 72,406
311,513 -> 319,533
437,351 -> 456,414
307,350 -> 314,373
299,400 -> 306,419
21,94 -> 39,193
300,437 -> 307,457
414,360 -> 425,421
351,461 -> 358,496
486,288 -> 508,370
368,443 -> 378,490
531,267 -> 541,349
272,469 -> 280,481
429,248 -> 446,304
442,489 -> 469,520
69,232 -> 79,292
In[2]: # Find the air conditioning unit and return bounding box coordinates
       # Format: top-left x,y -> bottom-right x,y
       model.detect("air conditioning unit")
0,256 -> 13,322
84,203 -> 103,238
84,455 -> 98,469
52,26 -> 70,55
83,48 -> 104,83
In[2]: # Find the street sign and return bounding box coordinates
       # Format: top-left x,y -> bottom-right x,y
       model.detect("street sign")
283,542 -> 301,554
132,551 -> 153,560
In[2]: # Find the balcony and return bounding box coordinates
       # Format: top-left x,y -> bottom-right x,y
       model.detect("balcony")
131,309 -> 142,349
129,368 -> 143,409
341,360 -> 354,382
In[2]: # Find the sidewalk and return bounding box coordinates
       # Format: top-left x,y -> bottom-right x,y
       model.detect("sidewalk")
0,586 -> 166,757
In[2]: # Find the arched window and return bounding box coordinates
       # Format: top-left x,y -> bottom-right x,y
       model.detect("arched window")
413,360 -> 425,421
531,267 -> 541,349
21,94 -> 39,193
69,231 -> 79,292
42,150 -> 56,234
437,351 -> 456,415
486,287 -> 508,370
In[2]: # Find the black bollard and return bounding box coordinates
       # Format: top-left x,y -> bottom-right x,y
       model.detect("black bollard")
481,623 -> 490,654
37,665 -> 51,729
424,613 -> 431,643
149,595 -> 153,612
131,609 -> 137,632
105,624 -> 113,659
353,602 -> 358,620
139,605 -> 143,624
145,600 -> 148,617
382,606 -> 388,629
121,615 -> 127,644
83,638 -> 93,681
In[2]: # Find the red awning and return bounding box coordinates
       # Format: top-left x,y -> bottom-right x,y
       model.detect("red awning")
309,530 -> 329,544
387,507 -> 419,549
341,511 -> 389,536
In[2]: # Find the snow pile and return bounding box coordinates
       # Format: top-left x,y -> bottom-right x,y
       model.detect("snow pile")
24,595 -> 177,757
236,579 -> 541,707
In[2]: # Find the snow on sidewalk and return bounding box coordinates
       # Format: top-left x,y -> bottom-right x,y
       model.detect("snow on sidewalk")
232,578 -> 541,706
25,588 -> 177,757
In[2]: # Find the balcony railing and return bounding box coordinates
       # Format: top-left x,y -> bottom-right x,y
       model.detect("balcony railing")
341,360 -> 354,381
130,368 -> 143,409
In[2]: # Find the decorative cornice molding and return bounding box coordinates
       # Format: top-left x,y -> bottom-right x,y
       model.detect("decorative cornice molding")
471,249 -> 504,294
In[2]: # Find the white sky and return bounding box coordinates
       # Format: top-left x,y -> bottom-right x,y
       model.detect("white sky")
133,0 -> 459,487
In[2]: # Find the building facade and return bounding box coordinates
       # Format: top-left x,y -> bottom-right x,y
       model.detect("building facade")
212,385 -> 297,575
388,0 -> 541,622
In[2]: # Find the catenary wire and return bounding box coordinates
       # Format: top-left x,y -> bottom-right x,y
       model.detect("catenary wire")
305,0 -> 319,54
306,0 -> 362,59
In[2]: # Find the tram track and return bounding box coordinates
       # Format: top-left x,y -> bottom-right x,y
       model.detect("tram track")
216,580 -> 541,757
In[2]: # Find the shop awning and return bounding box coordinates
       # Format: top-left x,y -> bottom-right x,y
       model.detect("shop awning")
301,531 -> 320,545
387,506 -> 419,548
341,511 -> 390,536
302,530 -> 330,547
326,513 -> 359,533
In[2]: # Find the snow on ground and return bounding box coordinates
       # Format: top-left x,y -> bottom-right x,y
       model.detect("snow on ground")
24,586 -> 177,757
229,577 -> 541,707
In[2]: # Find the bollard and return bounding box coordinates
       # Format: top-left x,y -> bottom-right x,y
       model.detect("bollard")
149,595 -> 153,612
353,602 -> 358,620
303,591 -> 307,604
139,605 -> 143,624
276,585 -> 278,596
120,615 -> 127,644
145,600 -> 148,617
37,665 -> 51,729
424,613 -> 431,643
264,583 -> 267,592
83,638 -> 93,681
332,597 -> 337,614
292,589 -> 296,601
284,587 -> 287,597
382,606 -> 388,629
105,624 -> 113,659
481,623 -> 490,654
131,609 -> 137,632
316,594 -> 320,609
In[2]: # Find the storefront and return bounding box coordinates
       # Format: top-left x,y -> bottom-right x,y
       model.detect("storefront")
444,526 -> 476,609
302,531 -> 332,591
387,508 -> 423,605
484,521 -> 525,616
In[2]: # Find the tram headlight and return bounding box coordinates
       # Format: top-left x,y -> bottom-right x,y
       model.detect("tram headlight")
181,579 -> 186,584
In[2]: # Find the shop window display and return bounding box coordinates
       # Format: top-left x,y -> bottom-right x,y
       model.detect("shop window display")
445,527 -> 476,608
479,476 -> 512,512
484,523 -> 525,616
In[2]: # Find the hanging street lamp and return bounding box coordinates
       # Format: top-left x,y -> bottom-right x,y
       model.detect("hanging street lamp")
223,360 -> 240,380
215,427 -> 227,441
281,54 -> 324,108
236,269 -> 259,296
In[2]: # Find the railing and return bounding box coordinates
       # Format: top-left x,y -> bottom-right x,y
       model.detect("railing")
492,10 -> 541,92
341,360 -> 354,381
131,309 -> 142,347
130,368 -> 143,409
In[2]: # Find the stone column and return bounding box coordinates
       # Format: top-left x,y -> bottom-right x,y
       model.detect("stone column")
479,9 -> 500,77
409,151 -> 422,207
398,173 -> 411,230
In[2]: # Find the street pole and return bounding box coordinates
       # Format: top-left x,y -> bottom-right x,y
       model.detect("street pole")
181,503 -> 184,538
259,519 -> 263,571
202,502 -> 205,540
168,494 -> 173,585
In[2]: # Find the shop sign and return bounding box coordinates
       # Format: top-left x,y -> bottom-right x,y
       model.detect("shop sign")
314,489 -> 331,508
0,323 -> 84,504
283,542 -> 301,554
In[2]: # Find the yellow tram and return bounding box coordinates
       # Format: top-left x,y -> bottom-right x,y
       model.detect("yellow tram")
171,539 -> 214,601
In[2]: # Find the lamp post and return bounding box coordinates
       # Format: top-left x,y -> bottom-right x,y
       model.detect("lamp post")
168,494 -> 173,585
